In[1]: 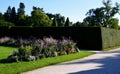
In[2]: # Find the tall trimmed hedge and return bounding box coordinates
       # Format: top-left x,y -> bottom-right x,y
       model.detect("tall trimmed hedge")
1,27 -> 120,50
0,27 -> 102,50
101,28 -> 120,49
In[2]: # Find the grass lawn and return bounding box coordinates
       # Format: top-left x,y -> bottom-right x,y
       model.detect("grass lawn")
0,46 -> 95,74
103,46 -> 120,51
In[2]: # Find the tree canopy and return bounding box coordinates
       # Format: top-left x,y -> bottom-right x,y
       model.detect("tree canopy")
31,7 -> 52,27
83,0 -> 120,29
0,0 -> 120,29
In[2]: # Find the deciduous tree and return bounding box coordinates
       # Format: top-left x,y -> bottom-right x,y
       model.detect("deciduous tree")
31,7 -> 52,27
83,0 -> 120,29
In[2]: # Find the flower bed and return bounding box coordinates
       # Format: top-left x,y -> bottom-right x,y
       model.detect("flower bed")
3,37 -> 80,62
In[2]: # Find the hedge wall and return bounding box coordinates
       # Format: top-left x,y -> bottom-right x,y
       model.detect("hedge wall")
0,27 -> 102,50
1,27 -> 120,50
101,28 -> 120,49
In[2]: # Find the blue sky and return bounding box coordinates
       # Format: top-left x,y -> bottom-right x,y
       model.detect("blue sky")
0,0 -> 120,23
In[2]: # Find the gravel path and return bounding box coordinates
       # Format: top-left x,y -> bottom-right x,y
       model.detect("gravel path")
22,48 -> 120,74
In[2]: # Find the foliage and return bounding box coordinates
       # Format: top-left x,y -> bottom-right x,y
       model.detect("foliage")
17,2 -> 25,16
31,7 -> 52,27
0,12 -> 4,20
83,0 -> 120,29
11,7 -> 17,24
5,37 -> 79,62
52,18 -> 58,27
55,14 -> 65,27
47,13 -> 66,27
109,18 -> 119,29
0,20 -> 14,27
72,22 -> 88,27
65,17 -> 70,27
0,37 -> 21,47
16,2 -> 27,26
2,3 -> 53,27
0,46 -> 94,74
4,6 -> 12,22
1,0 -> 120,27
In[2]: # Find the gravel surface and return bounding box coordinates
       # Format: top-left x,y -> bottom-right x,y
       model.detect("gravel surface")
22,48 -> 120,74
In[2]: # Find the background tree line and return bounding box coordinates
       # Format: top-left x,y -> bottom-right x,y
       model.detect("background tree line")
0,0 -> 120,29
0,2 -> 72,27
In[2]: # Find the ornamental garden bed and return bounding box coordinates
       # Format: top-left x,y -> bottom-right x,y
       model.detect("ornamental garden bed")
0,46 -> 94,74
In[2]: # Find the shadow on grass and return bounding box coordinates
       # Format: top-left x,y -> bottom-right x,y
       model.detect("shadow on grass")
0,59 -> 9,63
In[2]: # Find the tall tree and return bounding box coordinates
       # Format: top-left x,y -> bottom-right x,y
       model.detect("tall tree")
3,6 -> 15,27
55,14 -> 65,27
83,0 -> 120,28
11,7 -> 17,24
0,12 -> 4,20
52,17 -> 58,27
4,6 -> 12,22
31,6 -> 52,27
65,17 -> 70,27
17,2 -> 25,16
16,2 -> 26,26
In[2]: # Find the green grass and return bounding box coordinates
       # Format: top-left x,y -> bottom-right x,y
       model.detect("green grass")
0,46 -> 17,60
103,46 -> 120,51
0,46 -> 95,74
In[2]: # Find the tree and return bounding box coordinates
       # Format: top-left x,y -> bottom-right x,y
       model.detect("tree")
46,13 -> 55,19
102,0 -> 120,28
0,12 -> 4,20
31,7 -> 52,27
2,6 -> 15,27
65,17 -> 70,27
109,18 -> 119,29
17,2 -> 25,16
52,17 -> 58,27
11,7 -> 17,24
83,8 -> 105,27
4,6 -> 12,22
55,14 -> 65,27
16,2 -> 27,26
47,13 -> 66,27
24,15 -> 33,26
83,0 -> 120,28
